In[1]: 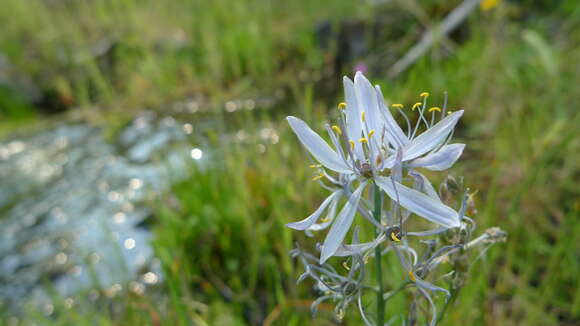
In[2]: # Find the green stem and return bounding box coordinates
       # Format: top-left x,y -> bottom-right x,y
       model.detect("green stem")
373,183 -> 385,326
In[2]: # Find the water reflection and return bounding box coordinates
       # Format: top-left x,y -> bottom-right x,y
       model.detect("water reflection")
190,148 -> 203,160
0,113 -> 195,314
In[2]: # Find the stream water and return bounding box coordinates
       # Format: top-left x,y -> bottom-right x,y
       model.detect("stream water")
0,112 -> 200,316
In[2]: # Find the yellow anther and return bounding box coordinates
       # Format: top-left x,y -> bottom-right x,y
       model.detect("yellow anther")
349,140 -> 355,150
320,216 -> 330,223
312,173 -> 324,181
447,110 -> 454,115
411,102 -> 422,111
368,129 -> 375,138
391,103 -> 404,109
309,164 -> 322,168
390,231 -> 401,242
361,111 -> 366,122
338,102 -> 347,110
342,261 -> 351,271
428,107 -> 441,113
359,137 -> 368,144
420,92 -> 430,97
331,125 -> 342,135
408,271 -> 416,282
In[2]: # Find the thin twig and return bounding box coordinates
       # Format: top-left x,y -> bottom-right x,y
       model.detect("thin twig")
388,0 -> 483,78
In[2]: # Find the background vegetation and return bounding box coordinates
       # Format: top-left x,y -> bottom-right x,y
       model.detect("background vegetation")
0,0 -> 578,325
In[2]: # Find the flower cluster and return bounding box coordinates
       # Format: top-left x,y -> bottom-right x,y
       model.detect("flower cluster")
286,72 -> 505,325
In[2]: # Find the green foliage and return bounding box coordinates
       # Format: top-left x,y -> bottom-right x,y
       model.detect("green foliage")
0,0 -> 361,109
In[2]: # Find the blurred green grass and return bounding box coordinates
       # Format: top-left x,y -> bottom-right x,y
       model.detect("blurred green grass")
0,0 -> 360,112
1,0 -> 579,325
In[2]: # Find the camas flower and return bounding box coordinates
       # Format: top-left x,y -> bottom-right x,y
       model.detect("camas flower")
286,72 -> 465,262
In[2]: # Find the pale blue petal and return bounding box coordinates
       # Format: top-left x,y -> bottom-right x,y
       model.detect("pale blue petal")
375,85 -> 409,147
375,176 -> 460,228
287,116 -> 351,173
320,181 -> 367,263
354,72 -> 383,137
403,110 -> 464,161
409,143 -> 465,171
286,191 -> 341,230
343,77 -> 365,161
307,192 -> 340,232
334,234 -> 385,257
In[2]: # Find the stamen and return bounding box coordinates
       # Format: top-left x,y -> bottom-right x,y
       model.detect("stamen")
309,164 -> 322,168
361,111 -> 366,122
390,231 -> 401,242
411,102 -> 422,111
408,271 -> 416,282
368,129 -> 375,138
359,137 -> 368,144
391,103 -> 404,109
447,110 -> 454,115
342,261 -> 351,271
338,102 -> 347,110
420,92 -> 430,97
312,173 -> 324,181
349,140 -> 355,150
428,107 -> 441,113
397,107 -> 412,138
331,125 -> 342,135
320,216 -> 330,223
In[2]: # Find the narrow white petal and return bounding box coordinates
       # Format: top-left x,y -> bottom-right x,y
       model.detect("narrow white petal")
354,72 -> 383,137
375,85 -> 409,147
320,181 -> 367,263
334,234 -> 386,257
409,144 -> 465,171
375,176 -> 460,228
287,116 -> 351,173
403,110 -> 464,161
286,191 -> 341,230
307,192 -> 340,232
343,77 -> 365,161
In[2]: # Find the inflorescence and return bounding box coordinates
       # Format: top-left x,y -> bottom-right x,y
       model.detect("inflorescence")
286,72 -> 506,325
